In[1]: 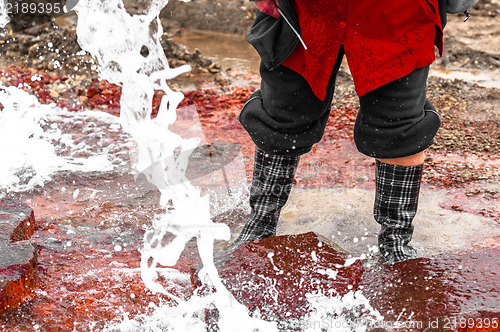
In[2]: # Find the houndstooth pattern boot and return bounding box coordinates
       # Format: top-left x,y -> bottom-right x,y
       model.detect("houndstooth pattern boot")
374,160 -> 423,264
234,147 -> 300,246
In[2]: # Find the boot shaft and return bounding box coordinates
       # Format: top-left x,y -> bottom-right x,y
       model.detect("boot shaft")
374,160 -> 423,227
250,147 -> 300,204
374,160 -> 423,264
236,147 -> 300,244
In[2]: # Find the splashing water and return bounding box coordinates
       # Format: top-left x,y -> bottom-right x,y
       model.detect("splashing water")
0,0 -> 9,28
0,85 -> 115,193
71,0 -> 277,330
106,288 -> 383,332
299,291 -> 383,331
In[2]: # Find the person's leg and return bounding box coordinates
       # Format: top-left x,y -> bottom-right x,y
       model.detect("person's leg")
378,151 -> 425,167
235,49 -> 345,246
354,66 -> 441,264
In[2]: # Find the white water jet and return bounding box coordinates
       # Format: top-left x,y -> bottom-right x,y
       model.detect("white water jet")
71,0 -> 276,330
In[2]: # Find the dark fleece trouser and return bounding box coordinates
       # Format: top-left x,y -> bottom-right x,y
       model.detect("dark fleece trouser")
239,47 -> 441,158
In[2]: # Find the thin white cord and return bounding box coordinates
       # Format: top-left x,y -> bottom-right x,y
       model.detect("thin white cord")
277,7 -> 308,50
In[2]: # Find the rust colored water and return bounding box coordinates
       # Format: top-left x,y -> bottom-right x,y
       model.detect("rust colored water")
361,248 -> 500,331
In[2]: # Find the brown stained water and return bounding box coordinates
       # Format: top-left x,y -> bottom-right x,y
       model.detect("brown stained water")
360,248 -> 500,331
430,68 -> 500,89
173,30 -> 260,71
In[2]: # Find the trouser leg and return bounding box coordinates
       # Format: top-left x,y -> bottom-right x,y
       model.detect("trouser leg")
354,66 -> 441,159
234,146 -> 300,245
374,160 -> 423,264
239,48 -> 344,156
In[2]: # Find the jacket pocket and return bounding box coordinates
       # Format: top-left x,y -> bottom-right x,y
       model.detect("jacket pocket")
246,0 -> 300,70
384,0 -> 441,53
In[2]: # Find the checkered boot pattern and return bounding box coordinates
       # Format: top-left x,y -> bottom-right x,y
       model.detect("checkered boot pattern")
374,160 -> 423,264
234,147 -> 300,245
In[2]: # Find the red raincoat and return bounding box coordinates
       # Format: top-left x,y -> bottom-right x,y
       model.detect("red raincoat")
281,0 -> 444,99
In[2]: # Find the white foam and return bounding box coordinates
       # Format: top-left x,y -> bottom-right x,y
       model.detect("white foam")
104,288 -> 382,332
300,291 -> 383,331
0,85 -> 120,193
0,0 -> 9,28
